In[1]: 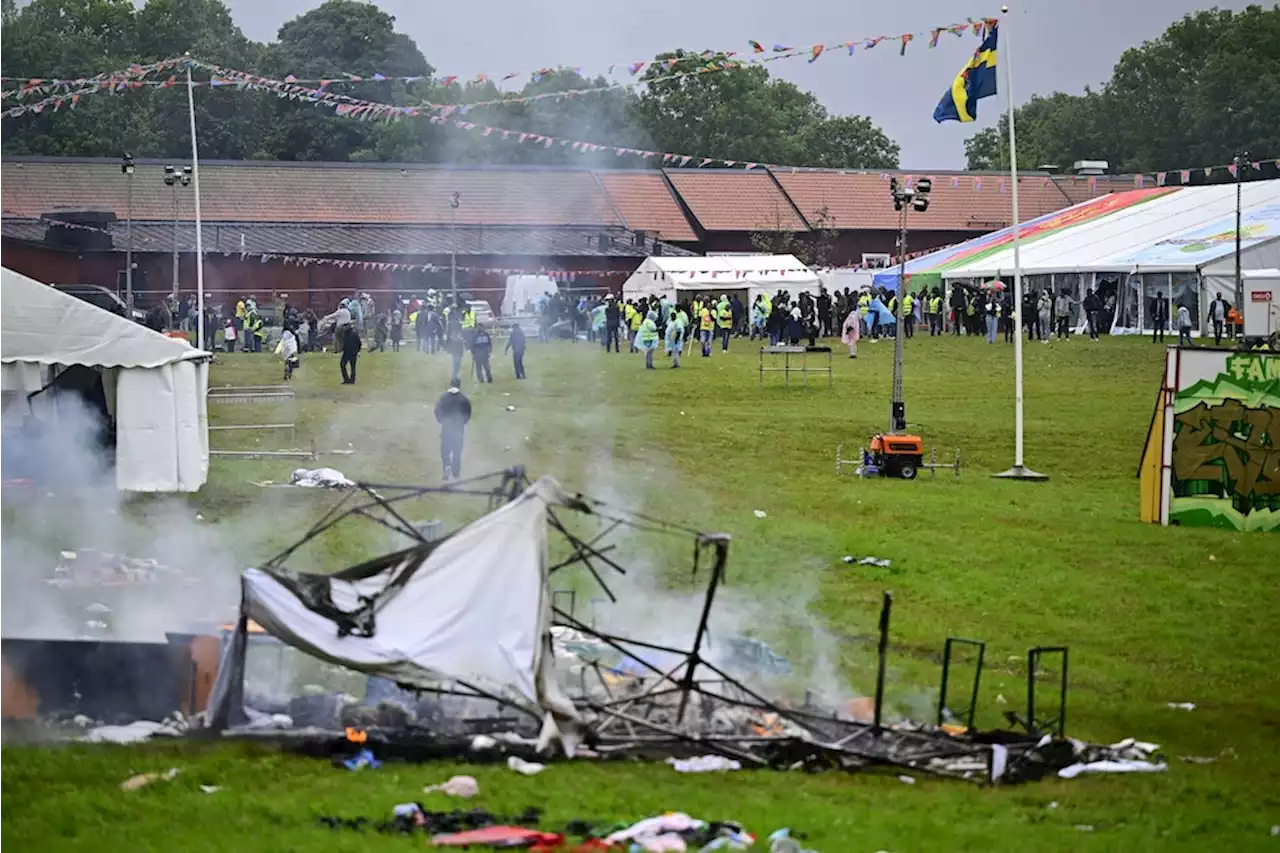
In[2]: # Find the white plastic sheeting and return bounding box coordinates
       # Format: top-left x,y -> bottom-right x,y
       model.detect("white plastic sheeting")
621,254 -> 820,303
502,275 -> 554,316
1,266 -> 210,492
216,476 -> 580,750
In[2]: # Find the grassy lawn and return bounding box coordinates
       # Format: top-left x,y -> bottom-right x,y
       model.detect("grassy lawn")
4,333 -> 1279,852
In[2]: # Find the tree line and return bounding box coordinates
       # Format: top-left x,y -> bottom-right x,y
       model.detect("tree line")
0,0 -> 900,168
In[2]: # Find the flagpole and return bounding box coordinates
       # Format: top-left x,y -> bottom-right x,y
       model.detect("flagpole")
186,54 -> 207,352
993,6 -> 1047,481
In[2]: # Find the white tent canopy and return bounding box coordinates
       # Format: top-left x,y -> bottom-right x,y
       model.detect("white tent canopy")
621,254 -> 820,303
207,476 -> 580,751
1,267 -> 211,492
926,179 -> 1280,333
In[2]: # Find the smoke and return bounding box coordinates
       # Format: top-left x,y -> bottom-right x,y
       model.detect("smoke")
0,389 -> 249,644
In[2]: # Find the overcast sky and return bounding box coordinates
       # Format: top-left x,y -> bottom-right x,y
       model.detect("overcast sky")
222,0 -> 1252,169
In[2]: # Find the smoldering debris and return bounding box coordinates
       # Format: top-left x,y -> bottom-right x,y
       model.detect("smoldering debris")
45,549 -> 198,590
191,471 -> 1166,790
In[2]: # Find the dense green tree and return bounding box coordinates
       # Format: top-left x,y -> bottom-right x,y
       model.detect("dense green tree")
635,50 -> 899,169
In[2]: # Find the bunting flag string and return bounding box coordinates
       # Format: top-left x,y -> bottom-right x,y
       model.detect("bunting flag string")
3,17 -> 993,105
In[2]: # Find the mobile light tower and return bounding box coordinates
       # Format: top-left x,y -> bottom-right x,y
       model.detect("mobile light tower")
887,176 -> 931,433
163,164 -> 193,301
121,153 -> 135,309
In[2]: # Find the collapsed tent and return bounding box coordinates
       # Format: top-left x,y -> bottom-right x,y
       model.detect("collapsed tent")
206,476 -> 581,750
0,267 -> 211,492
621,254 -> 820,304
880,180 -> 1280,334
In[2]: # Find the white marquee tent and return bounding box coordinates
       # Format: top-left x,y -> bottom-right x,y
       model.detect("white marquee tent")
621,254 -> 820,303
908,179 -> 1280,334
0,267 -> 211,492
206,476 -> 581,752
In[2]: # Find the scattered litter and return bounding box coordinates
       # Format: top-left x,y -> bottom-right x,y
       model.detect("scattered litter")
507,755 -> 545,776
195,513 -> 205,521
995,694 -> 1008,705
1179,755 -> 1216,764
343,748 -> 381,771
1271,825 -> 1279,837
1047,802 -> 1058,809
199,785 -> 222,794
666,755 -> 742,773
470,734 -> 497,751
120,767 -> 179,791
424,775 -> 479,798
290,467 -> 355,489
1165,702 -> 1195,711
753,510 -> 767,518
503,392 -> 511,397
432,826 -> 564,848
506,405 -> 516,412
1059,759 -> 1167,779
605,814 -> 754,851
842,555 -> 892,568
1075,825 -> 1095,832
83,716 -> 186,744
897,775 -> 916,785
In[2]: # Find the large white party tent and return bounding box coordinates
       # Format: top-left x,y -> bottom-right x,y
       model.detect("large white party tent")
621,254 -> 820,303
0,267 -> 211,492
931,179 -> 1280,333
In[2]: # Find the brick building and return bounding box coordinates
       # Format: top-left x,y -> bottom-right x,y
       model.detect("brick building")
0,157 -> 1125,313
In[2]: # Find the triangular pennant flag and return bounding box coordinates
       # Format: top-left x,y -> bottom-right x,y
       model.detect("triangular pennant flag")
1156,171 -> 1166,186
1227,163 -> 1238,177
899,33 -> 913,55
809,45 -> 824,63
1180,169 -> 1191,183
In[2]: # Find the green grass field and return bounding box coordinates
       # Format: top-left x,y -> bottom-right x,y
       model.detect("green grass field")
4,333 -> 1279,852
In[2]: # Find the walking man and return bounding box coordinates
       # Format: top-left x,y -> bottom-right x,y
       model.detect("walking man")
604,298 -> 621,352
506,322 -> 527,379
471,324 -> 494,383
1177,302 -> 1194,347
1083,288 -> 1102,341
434,380 -> 472,481
1150,290 -> 1169,343
339,320 -> 362,385
1208,293 -> 1229,345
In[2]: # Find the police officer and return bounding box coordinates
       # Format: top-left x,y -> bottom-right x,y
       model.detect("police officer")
434,380 -> 472,481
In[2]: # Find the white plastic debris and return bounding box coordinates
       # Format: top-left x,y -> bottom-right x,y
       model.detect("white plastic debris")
995,694 -> 1008,705
506,405 -> 516,412
425,775 -> 479,798
507,756 -> 545,775
843,555 -> 892,567
1075,825 -> 1095,832
1058,759 -> 1168,779
665,755 -> 742,773
60,550 -> 77,560
199,785 -> 222,794
1047,802 -> 1059,810
289,467 -> 355,489
470,734 -> 497,751
1165,702 -> 1196,711
83,720 -> 178,744
753,509 -> 767,519
120,767 -> 179,791
896,775 -> 916,785
1271,825 -> 1279,837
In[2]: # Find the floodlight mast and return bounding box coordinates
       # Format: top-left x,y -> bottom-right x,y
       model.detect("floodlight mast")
888,177 -> 930,434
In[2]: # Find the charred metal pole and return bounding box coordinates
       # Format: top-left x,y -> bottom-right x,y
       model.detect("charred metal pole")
675,534 -> 730,724
873,590 -> 893,731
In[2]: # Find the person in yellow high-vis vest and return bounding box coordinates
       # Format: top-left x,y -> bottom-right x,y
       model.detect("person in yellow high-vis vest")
716,296 -> 733,352
627,301 -> 643,351
928,290 -> 944,336
699,304 -> 715,357
902,292 -> 915,339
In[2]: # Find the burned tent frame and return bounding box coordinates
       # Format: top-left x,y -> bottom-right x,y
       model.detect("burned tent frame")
211,467 -> 1073,784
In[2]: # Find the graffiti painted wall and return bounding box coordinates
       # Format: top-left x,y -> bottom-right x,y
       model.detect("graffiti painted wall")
1170,351 -> 1280,531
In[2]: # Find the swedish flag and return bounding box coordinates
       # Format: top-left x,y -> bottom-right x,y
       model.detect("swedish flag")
933,25 -> 998,123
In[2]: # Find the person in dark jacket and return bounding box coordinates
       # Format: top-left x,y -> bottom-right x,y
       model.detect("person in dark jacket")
340,322 -> 362,384
434,380 -> 472,480
505,323 -> 527,379
471,324 -> 493,383
1150,290 -> 1170,343
604,299 -> 621,352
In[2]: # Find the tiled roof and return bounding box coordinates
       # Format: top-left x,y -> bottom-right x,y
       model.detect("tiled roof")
0,159 -> 624,227
0,220 -> 698,258
664,169 -> 809,232
595,171 -> 698,242
772,170 -> 1122,232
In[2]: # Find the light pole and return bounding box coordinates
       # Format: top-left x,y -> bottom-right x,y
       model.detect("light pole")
163,164 -> 192,302
121,153 -> 135,309
1234,152 -> 1248,320
449,192 -> 461,306
887,176 -> 931,434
